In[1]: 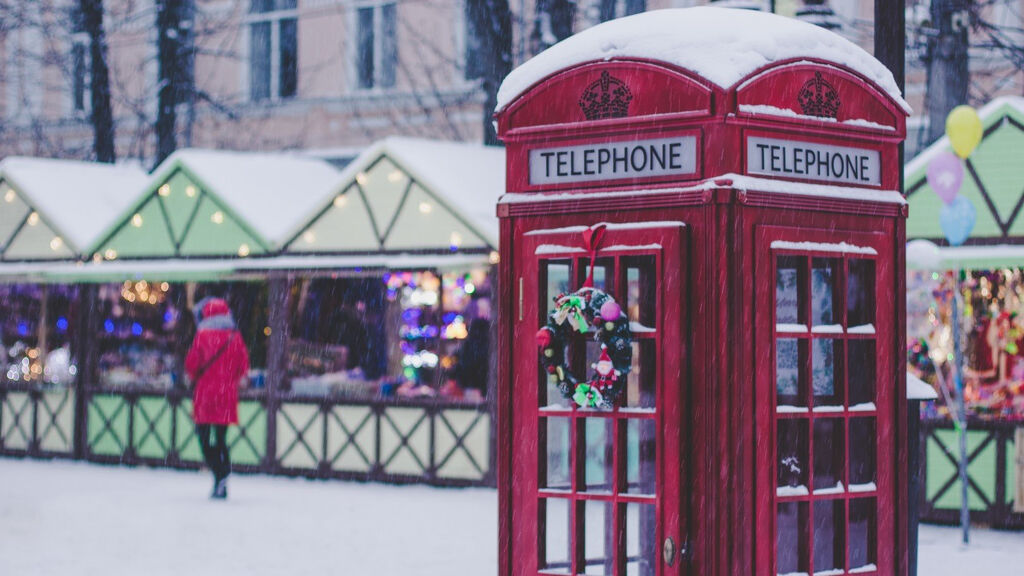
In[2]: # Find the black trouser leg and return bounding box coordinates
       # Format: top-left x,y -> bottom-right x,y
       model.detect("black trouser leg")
214,425 -> 230,480
197,424 -> 230,482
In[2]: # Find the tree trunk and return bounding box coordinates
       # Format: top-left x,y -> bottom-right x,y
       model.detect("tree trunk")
155,0 -> 195,168
80,0 -> 116,163
468,0 -> 512,146
925,0 -> 970,144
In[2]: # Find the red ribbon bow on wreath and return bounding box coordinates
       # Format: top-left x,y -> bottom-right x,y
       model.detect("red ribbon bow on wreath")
581,223 -> 607,289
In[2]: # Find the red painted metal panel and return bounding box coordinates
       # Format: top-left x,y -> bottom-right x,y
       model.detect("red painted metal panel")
499,60 -> 714,135
497,52 -> 908,576
735,60 -> 903,133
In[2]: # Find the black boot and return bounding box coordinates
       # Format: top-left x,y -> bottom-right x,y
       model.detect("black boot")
211,477 -> 227,500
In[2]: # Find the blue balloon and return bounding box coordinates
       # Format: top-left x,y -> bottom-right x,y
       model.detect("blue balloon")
939,194 -> 976,246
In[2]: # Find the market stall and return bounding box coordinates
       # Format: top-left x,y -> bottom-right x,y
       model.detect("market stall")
905,96 -> 1024,528
270,137 -> 500,481
0,157 -> 146,458
0,140 -> 502,487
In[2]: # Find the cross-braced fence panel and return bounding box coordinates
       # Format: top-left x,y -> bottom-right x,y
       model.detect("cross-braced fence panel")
379,406 -> 430,477
228,401 -> 266,466
36,389 -> 74,454
277,403 -> 323,470
327,405 -> 376,473
174,400 -> 204,463
921,419 -> 1024,529
132,397 -> 173,460
0,391 -> 32,452
926,427 -> 997,511
87,395 -> 129,457
434,409 -> 490,481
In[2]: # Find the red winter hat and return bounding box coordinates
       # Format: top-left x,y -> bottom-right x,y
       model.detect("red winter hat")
202,298 -> 230,319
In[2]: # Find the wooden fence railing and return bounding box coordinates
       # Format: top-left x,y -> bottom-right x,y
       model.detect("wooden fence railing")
920,418 -> 1023,529
1,382 -> 495,489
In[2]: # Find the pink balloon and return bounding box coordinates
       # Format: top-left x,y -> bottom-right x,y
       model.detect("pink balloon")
926,151 -> 964,205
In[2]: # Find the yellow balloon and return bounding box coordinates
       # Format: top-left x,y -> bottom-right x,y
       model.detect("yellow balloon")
946,105 -> 983,159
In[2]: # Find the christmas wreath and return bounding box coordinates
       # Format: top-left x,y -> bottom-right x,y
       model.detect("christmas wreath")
536,287 -> 632,409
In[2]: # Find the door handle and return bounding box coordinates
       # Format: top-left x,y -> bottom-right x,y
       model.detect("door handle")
663,536 -> 676,567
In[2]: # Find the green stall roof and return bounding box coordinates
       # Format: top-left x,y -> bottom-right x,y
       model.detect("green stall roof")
0,157 -> 146,262
89,149 -> 340,261
906,96 -> 1024,245
280,137 -> 503,255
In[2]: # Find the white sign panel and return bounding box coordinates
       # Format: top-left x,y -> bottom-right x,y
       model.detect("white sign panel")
746,136 -> 880,186
529,136 -> 697,186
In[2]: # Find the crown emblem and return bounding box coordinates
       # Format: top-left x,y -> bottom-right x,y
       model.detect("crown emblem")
797,72 -> 841,118
578,71 -> 633,121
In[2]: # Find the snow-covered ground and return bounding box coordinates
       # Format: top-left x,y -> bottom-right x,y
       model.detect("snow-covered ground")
0,459 -> 495,576
1,458 -> 1021,576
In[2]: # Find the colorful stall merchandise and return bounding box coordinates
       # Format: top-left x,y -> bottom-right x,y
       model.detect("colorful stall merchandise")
0,284 -> 78,387
904,97 -> 1024,419
908,269 -> 1024,420
283,269 -> 493,401
905,96 -> 1024,529
93,280 -> 268,391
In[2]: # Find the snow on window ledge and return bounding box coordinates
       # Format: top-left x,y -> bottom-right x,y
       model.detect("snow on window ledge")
849,402 -> 876,412
813,482 -> 844,495
535,244 -> 586,255
848,324 -> 876,334
813,405 -> 844,413
771,240 -> 877,256
849,564 -> 877,574
629,322 -> 656,334
811,324 -> 843,334
776,323 -> 808,333
849,482 -> 877,493
777,405 -> 809,414
777,485 -> 809,497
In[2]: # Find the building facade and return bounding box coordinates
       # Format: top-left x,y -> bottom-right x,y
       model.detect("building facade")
0,0 -> 1021,163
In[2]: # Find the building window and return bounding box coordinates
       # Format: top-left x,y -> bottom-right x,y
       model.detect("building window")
355,2 -> 397,90
248,0 -> 298,102
70,7 -> 89,114
463,0 -> 483,81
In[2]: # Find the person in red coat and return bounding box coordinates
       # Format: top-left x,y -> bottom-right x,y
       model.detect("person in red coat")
185,297 -> 249,499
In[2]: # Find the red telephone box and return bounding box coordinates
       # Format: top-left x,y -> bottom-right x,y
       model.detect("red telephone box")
494,8 -> 910,576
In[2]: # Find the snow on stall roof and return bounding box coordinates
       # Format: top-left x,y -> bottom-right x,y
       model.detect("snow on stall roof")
496,7 -> 909,113
152,149 -> 341,247
0,253 -> 491,281
379,137 -> 503,246
907,243 -> 1024,271
907,371 -> 939,401
287,137 -> 504,249
0,157 -> 147,252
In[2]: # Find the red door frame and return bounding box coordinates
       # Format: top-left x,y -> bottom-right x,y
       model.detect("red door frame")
509,222 -> 688,576
753,224 -> 897,576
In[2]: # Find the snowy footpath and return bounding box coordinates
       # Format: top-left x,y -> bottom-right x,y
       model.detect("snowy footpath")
1,459 -> 1022,576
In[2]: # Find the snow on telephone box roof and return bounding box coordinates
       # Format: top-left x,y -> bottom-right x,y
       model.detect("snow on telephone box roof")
496,7 -> 909,113
495,6 -> 910,202
0,157 -> 147,261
